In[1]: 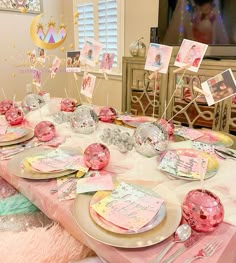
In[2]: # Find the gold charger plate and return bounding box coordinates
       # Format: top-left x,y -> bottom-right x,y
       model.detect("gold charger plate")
0,127 -> 28,143
72,193 -> 182,248
8,146 -> 77,180
0,128 -> 34,147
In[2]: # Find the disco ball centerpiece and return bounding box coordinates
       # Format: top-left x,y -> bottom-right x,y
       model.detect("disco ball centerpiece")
99,106 -> 117,123
70,105 -> 99,134
22,93 -> 45,112
133,122 -> 169,157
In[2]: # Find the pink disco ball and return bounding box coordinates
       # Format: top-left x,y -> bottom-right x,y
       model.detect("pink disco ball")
5,107 -> 24,126
84,143 -> 110,170
182,189 -> 224,232
61,98 -> 76,112
157,118 -> 174,139
34,121 -> 56,142
99,106 -> 117,123
0,100 -> 13,115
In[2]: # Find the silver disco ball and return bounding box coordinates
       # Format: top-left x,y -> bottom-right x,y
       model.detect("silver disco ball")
133,122 -> 169,157
70,105 -> 98,134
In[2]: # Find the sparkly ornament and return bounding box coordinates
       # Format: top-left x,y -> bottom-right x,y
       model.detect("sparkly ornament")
61,98 -> 76,112
99,106 -> 117,123
133,122 -> 169,157
53,111 -> 71,124
0,100 -> 13,114
5,107 -> 24,126
84,143 -> 110,170
22,94 -> 45,112
182,189 -> 224,232
157,118 -> 174,139
34,121 -> 56,142
70,105 -> 98,134
100,127 -> 134,153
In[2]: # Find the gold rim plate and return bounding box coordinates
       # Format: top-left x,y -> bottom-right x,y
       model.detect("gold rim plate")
72,193 -> 182,248
89,190 -> 166,235
0,128 -> 34,146
8,146 -> 79,180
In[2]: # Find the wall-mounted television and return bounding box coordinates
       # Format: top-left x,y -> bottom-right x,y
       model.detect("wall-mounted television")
158,0 -> 236,58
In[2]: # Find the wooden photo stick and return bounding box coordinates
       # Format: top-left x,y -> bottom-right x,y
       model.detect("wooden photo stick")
160,64 -> 191,120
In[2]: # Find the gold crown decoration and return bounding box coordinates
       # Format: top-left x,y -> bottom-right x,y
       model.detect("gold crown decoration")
30,14 -> 67,50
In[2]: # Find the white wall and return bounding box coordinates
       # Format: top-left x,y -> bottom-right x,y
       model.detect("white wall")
0,0 -> 67,101
0,0 -> 159,111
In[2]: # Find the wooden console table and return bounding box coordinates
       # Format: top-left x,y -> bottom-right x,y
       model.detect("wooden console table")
122,55 -> 236,134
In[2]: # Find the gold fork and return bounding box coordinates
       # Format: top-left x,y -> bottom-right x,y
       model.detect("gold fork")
183,239 -> 222,263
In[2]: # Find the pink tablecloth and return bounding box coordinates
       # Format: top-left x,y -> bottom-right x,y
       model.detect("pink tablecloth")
1,160 -> 236,263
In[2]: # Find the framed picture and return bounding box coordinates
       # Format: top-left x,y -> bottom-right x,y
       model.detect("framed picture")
0,0 -> 43,14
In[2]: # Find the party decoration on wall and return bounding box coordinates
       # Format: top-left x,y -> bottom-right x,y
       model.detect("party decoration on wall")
0,0 -> 42,14
34,121 -> 56,142
30,14 -> 67,50
84,143 -> 110,170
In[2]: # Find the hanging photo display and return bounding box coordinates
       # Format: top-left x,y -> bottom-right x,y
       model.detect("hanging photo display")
80,72 -> 96,98
174,39 -> 208,72
202,68 -> 236,106
80,38 -> 104,67
144,43 -> 173,74
100,53 -> 115,71
66,51 -> 81,73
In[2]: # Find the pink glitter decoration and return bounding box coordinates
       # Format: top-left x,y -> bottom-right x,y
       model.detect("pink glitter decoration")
0,100 -> 13,115
5,107 -> 24,126
34,121 -> 56,142
182,189 -> 224,232
99,106 -> 117,123
158,118 -> 174,138
61,98 -> 76,112
84,143 -> 110,170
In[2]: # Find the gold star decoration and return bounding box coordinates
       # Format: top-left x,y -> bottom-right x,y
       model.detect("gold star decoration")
74,12 -> 79,18
60,47 -> 65,52
20,7 -> 27,13
69,43 -> 74,49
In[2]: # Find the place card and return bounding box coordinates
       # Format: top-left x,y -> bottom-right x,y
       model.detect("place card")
174,127 -> 203,140
92,182 -> 164,231
176,155 -> 208,179
158,151 -> 179,175
192,141 -> 215,155
76,175 -> 114,194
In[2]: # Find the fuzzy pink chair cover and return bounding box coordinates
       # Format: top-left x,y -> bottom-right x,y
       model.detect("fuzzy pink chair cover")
0,223 -> 95,263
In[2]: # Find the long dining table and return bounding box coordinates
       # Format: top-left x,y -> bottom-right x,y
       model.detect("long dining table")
1,112 -> 236,263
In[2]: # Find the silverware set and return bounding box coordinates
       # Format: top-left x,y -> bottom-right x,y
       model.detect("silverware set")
151,224 -> 222,263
